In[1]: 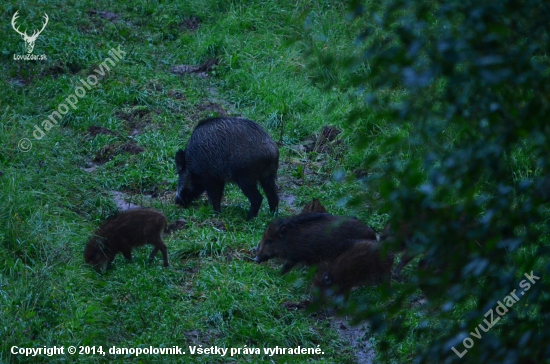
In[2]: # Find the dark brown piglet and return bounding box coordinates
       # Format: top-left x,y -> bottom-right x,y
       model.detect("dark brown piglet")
313,240 -> 394,298
84,208 -> 169,269
255,213 -> 377,274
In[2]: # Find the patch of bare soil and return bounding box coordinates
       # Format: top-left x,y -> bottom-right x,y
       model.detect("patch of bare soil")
289,126 -> 343,161
114,107 -> 152,134
223,248 -> 253,263
41,64 -> 65,78
197,101 -> 226,116
149,180 -> 172,198
170,65 -> 200,74
278,160 -> 324,188
185,100 -> 227,122
88,10 -> 119,21
93,141 -> 144,164
110,191 -> 142,211
332,318 -> 375,364
146,80 -> 164,92
40,62 -> 83,78
170,58 -> 219,78
181,16 -> 201,31
282,299 -> 311,311
279,193 -> 297,210
308,307 -> 335,321
280,130 -> 340,188
168,89 -> 186,100
277,174 -> 301,189
82,161 -> 100,173
302,305 -> 376,363
165,218 -> 188,234
194,58 -> 219,73
182,214 -> 220,229
183,266 -> 200,274
155,191 -> 178,206
305,125 -> 342,153
87,125 -> 118,137
197,218 -> 226,232
9,77 -> 30,87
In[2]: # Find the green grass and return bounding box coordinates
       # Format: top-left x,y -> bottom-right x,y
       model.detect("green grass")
1,0 -> 538,363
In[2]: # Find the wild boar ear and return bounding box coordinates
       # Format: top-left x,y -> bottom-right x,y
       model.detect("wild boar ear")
275,222 -> 287,239
322,272 -> 332,286
380,222 -> 392,241
175,149 -> 186,172
97,237 -> 107,248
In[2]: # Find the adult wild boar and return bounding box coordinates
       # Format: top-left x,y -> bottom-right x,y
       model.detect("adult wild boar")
299,199 -> 328,214
175,117 -> 279,220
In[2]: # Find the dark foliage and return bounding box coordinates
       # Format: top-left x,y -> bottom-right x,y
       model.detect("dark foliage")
313,0 -> 550,362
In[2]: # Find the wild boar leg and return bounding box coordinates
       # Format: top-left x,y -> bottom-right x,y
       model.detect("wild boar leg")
149,247 -> 159,259
393,250 -> 418,276
205,179 -> 225,213
148,237 -> 169,267
159,243 -> 169,267
260,174 -> 279,214
237,178 -> 264,220
121,246 -> 133,261
280,260 -> 297,275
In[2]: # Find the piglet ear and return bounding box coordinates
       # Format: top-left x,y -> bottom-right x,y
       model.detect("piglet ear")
275,221 -> 287,239
175,149 -> 186,173
97,237 -> 107,247
322,272 -> 332,286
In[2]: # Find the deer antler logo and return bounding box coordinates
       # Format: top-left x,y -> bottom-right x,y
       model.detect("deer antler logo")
11,11 -> 49,54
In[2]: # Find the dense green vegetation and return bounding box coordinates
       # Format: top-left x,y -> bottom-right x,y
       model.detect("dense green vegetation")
327,0 -> 550,362
1,0 -> 549,363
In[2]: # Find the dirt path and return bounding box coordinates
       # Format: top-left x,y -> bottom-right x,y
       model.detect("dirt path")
110,191 -> 142,211
332,317 -> 375,364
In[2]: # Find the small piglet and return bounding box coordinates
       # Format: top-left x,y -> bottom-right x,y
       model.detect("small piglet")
84,209 -> 169,269
313,240 -> 394,298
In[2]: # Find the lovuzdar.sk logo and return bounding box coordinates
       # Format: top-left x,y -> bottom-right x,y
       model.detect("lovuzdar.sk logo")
12,10 -> 48,61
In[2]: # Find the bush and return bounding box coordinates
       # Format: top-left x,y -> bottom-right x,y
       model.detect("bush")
313,0 -> 550,362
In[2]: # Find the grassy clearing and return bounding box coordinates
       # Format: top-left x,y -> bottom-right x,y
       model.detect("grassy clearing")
2,0 -> 537,363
